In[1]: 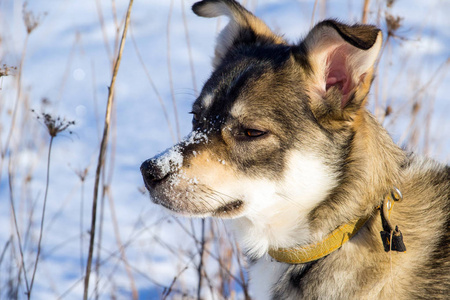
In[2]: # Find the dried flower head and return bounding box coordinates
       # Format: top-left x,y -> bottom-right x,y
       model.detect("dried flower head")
385,13 -> 403,38
387,0 -> 397,8
41,97 -> 51,106
0,64 -> 17,78
412,102 -> 421,115
32,110 -> 75,137
385,105 -> 393,117
74,167 -> 89,182
22,2 -> 47,34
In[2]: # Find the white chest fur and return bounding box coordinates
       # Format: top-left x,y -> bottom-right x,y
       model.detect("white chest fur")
248,255 -> 288,300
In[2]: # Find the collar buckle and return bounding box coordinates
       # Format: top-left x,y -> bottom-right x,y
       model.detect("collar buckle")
379,186 -> 406,252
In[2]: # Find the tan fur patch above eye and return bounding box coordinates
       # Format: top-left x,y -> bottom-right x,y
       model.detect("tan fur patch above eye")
202,94 -> 214,109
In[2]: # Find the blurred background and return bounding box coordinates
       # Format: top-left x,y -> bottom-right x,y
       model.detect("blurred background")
0,0 -> 448,299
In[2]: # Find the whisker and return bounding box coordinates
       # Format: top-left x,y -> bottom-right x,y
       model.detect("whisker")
275,192 -> 307,210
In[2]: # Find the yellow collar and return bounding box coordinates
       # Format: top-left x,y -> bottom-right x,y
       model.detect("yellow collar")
268,216 -> 370,264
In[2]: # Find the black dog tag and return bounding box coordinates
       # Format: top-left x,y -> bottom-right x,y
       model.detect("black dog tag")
380,226 -> 406,252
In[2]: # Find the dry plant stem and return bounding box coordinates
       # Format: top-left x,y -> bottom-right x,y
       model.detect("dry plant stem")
96,104 -> 118,298
411,57 -> 450,99
0,238 -> 11,267
94,163 -> 107,300
95,0 -> 113,62
423,93 -> 436,156
172,218 -> 244,284
79,178 -> 85,276
362,0 -> 371,23
130,27 -> 176,142
386,57 -> 449,127
83,1 -> 134,299
111,0 -> 119,35
111,0 -> 123,64
95,15 -> 121,299
29,135 -> 54,299
377,41 -> 392,122
213,224 -> 228,296
91,61 -> 102,139
106,188 -> 139,299
235,241 -> 250,300
58,225 -> 158,299
181,0 -> 198,95
173,218 -> 249,296
373,34 -> 392,118
310,0 -> 319,29
8,156 -> 30,296
162,266 -> 189,300
396,57 -> 449,146
167,0 -> 181,140
56,34 -> 79,108
86,231 -> 185,297
60,219 -> 172,297
11,244 -> 21,299
0,35 -> 29,189
196,219 -> 206,300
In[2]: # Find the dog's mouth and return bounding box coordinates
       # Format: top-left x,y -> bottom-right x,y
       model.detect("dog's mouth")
145,178 -> 245,218
151,194 -> 183,213
213,200 -> 244,217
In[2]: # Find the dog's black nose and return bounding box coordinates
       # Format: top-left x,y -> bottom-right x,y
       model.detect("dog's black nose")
141,145 -> 184,189
140,159 -> 168,188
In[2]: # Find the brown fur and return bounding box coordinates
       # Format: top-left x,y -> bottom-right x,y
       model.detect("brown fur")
141,1 -> 449,298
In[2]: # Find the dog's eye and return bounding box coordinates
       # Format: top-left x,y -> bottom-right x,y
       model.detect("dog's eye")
244,129 -> 267,138
189,111 -> 200,126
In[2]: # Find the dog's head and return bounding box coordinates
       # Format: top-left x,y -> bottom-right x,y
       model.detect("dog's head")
141,0 -> 382,251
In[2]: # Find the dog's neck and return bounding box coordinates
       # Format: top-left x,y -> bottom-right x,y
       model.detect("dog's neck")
309,110 -> 405,234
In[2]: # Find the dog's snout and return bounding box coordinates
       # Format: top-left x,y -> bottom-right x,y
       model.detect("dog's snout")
141,145 -> 184,190
140,159 -> 169,188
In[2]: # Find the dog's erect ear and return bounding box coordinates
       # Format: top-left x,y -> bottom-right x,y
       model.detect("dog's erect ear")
298,20 -> 382,114
192,0 -> 285,68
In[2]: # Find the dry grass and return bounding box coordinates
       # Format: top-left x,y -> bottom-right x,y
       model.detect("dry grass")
0,0 -> 448,299
84,1 -> 135,299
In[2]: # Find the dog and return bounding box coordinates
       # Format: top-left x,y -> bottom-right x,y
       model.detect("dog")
141,0 -> 450,298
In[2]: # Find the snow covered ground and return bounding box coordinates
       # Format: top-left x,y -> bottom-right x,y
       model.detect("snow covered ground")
0,0 -> 448,299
